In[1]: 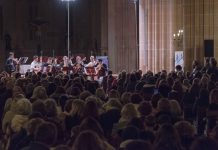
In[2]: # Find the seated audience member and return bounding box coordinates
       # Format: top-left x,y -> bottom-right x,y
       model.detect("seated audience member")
30,86 -> 48,103
54,145 -> 71,150
21,122 -> 57,150
190,136 -> 218,150
64,99 -> 85,132
13,118 -> 44,150
72,130 -> 115,150
154,124 -> 184,150
113,103 -> 139,131
119,126 -> 139,149
206,88 -> 218,134
174,121 -> 195,150
124,140 -> 152,150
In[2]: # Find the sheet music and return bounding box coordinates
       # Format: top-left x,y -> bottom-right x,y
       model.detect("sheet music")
18,57 -> 28,64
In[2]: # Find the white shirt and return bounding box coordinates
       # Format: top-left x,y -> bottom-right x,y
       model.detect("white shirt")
86,61 -> 96,67
30,60 -> 40,72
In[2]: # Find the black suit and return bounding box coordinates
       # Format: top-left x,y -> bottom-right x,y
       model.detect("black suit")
5,58 -> 16,73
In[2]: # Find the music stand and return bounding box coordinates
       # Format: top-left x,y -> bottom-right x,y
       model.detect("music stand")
18,57 -> 28,64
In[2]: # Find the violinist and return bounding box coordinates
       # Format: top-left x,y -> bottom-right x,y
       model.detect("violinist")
61,56 -> 72,74
86,56 -> 96,67
5,52 -> 18,74
42,57 -> 53,73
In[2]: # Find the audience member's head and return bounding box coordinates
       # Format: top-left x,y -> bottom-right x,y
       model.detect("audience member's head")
120,103 -> 139,122
121,92 -> 131,104
44,98 -> 58,117
154,124 -> 183,150
25,118 -> 44,135
15,98 -> 32,115
190,136 -> 218,150
79,90 -> 92,101
121,126 -> 139,141
79,117 -> 104,139
130,93 -> 143,104
138,101 -> 152,117
170,100 -> 182,116
82,99 -> 99,119
157,98 -> 171,112
209,88 -> 218,104
34,122 -> 58,146
103,98 -> 122,111
70,99 -> 85,117
95,88 -> 106,101
72,130 -> 105,150
31,86 -> 48,101
124,140 -> 152,150
32,100 -> 47,116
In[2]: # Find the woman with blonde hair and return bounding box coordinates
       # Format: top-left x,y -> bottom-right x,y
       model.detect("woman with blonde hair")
2,98 -> 31,133
113,103 -> 139,130
4,86 -> 24,114
30,86 -> 48,102
170,100 -> 182,117
65,99 -> 85,132
120,92 -> 131,105
103,98 -> 122,111
120,103 -> 139,122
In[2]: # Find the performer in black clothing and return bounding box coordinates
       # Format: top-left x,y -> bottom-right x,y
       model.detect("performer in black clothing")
5,52 -> 17,74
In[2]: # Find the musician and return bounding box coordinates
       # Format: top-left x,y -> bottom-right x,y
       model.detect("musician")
95,59 -> 107,77
73,56 -> 84,74
42,57 -> 53,73
5,52 -> 18,74
30,56 -> 41,73
86,56 -> 96,67
60,56 -> 73,67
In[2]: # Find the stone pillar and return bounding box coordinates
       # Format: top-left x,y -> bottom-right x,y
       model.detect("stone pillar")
139,0 -> 147,72
100,0 -> 108,55
215,0 -> 218,59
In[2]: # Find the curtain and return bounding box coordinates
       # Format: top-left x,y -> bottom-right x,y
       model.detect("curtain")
139,0 -> 175,73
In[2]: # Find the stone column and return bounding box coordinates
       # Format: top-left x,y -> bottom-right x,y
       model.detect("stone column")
183,0 -> 195,71
100,0 -> 108,55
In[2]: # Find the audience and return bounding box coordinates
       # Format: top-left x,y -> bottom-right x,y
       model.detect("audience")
0,57 -> 218,150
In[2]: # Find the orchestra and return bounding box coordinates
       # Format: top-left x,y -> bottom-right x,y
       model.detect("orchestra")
26,55 -> 108,81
